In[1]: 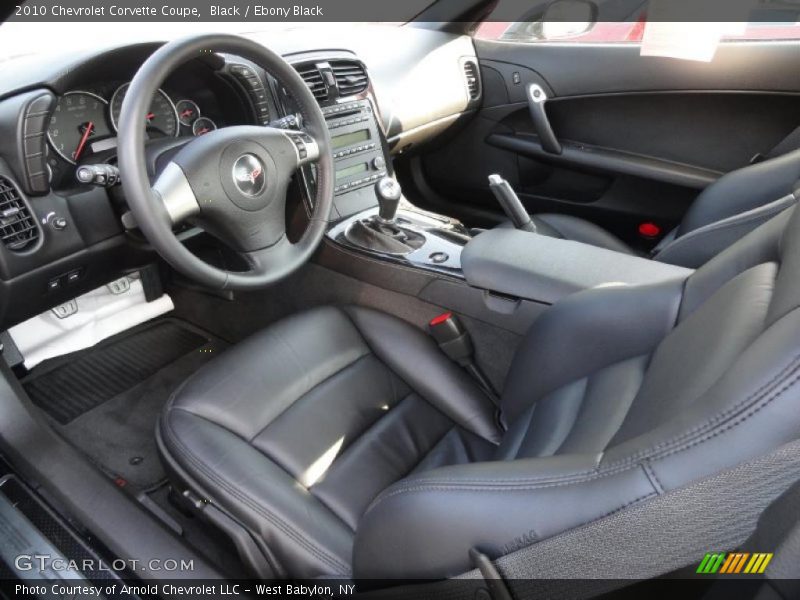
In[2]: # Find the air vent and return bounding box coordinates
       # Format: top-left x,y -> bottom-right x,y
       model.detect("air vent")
295,63 -> 328,102
330,60 -> 368,97
0,176 -> 39,252
463,60 -> 480,100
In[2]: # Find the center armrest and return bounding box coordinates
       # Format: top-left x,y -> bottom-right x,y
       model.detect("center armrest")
462,229 -> 693,305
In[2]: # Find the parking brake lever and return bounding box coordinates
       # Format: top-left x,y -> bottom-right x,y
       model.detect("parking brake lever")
527,84 -> 562,155
488,174 -> 536,233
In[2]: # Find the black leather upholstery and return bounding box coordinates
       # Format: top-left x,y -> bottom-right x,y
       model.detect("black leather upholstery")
160,206 -> 800,580
159,306 -> 501,578
496,149 -> 800,267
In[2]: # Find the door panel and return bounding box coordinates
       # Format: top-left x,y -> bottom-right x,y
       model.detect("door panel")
544,92 -> 800,172
415,40 -> 800,248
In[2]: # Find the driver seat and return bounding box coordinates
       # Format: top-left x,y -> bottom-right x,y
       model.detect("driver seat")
158,205 -> 800,580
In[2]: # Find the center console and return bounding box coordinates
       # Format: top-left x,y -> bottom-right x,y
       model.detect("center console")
327,193 -> 471,277
279,54 -> 474,278
295,54 -> 692,330
323,99 -> 387,199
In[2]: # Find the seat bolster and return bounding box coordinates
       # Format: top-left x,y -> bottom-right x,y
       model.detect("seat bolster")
603,305 -> 800,491
342,306 -> 502,444
159,409 -> 354,578
679,209 -> 789,318
501,279 -> 685,423
535,213 -> 638,255
654,194 -> 797,268
352,455 -> 656,579
679,148 -> 800,235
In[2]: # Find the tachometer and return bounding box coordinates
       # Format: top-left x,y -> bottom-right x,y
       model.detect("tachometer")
109,83 -> 179,138
47,92 -> 112,164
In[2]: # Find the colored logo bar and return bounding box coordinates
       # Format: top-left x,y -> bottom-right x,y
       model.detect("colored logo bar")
697,552 -> 773,574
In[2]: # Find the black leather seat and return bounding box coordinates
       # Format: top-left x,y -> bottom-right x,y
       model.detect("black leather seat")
501,148 -> 800,268
159,205 -> 800,580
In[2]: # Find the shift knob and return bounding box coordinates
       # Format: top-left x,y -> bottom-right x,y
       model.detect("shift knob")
375,177 -> 402,222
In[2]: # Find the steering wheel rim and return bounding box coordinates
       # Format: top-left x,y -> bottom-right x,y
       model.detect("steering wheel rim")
117,34 -> 334,290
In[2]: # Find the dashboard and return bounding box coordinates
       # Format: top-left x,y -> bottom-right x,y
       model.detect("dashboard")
0,24 -> 480,330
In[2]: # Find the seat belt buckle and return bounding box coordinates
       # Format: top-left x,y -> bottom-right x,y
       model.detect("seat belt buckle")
428,312 -> 473,367
428,311 -> 502,426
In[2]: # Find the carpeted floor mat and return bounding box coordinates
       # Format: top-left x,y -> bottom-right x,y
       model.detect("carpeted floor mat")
22,319 -> 227,490
24,320 -> 208,424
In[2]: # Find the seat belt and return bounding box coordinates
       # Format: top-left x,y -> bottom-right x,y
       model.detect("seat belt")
427,312 -> 504,428
751,125 -> 800,164
469,548 -> 514,600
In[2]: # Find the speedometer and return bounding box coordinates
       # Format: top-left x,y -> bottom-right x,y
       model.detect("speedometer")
47,91 -> 112,164
109,83 -> 179,138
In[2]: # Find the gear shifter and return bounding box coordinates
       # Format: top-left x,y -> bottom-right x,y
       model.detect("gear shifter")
375,176 -> 402,223
344,176 -> 425,255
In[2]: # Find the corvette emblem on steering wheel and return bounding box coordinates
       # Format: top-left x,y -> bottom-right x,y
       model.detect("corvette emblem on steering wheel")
232,153 -> 266,197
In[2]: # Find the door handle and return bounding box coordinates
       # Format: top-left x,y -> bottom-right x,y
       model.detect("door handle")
526,84 -> 562,155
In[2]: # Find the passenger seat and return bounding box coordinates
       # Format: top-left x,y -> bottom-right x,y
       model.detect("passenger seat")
498,148 -> 800,268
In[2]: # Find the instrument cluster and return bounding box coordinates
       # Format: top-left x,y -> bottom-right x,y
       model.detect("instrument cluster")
46,84 -> 219,167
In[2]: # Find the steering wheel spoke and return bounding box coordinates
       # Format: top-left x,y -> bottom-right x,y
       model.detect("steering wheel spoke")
238,237 -> 296,277
280,129 -> 321,168
152,162 -> 201,225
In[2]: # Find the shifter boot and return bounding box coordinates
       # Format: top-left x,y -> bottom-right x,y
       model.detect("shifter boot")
345,217 -> 425,255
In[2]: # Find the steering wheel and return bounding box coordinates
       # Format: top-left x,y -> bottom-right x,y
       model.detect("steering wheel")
117,34 -> 333,290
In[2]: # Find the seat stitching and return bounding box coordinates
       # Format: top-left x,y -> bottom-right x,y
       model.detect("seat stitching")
246,320 -> 369,440
642,460 -> 664,495
370,349 -> 800,495
361,425 -> 469,514
375,366 -> 797,499
607,350 -> 800,467
249,351 -> 371,443
162,410 -> 351,574
396,421 -> 458,479
306,390 -> 418,528
344,405 -> 457,519
378,349 -> 799,501
374,481 -> 657,500
575,491 -> 657,527
653,369 -> 800,461
185,404 -> 359,538
657,194 -> 796,257
165,420 -> 351,573
165,418 -> 351,573
308,390 -> 416,476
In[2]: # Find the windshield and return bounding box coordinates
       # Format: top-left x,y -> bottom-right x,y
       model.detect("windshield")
0,21 -> 402,63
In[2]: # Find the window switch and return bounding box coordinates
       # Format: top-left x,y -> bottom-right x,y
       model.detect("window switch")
47,278 -> 61,292
66,269 -> 82,284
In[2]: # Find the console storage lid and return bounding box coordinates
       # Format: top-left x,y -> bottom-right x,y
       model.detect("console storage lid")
462,229 -> 692,305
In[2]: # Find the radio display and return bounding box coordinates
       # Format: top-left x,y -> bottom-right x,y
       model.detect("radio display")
336,162 -> 368,181
331,129 -> 370,150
